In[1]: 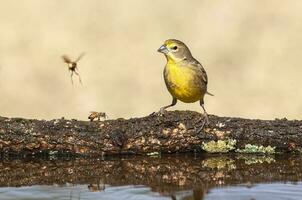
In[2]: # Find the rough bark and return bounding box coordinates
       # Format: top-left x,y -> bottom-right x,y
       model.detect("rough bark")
0,111 -> 301,156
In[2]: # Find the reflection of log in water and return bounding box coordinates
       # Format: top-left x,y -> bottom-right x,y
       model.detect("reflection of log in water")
0,155 -> 301,192
0,111 -> 302,156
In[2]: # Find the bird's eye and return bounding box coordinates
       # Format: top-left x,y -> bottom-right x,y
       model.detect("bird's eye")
171,46 -> 178,50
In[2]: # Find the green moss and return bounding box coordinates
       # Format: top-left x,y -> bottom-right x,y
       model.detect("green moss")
202,139 -> 237,153
236,144 -> 275,154
202,157 -> 236,170
236,154 -> 275,165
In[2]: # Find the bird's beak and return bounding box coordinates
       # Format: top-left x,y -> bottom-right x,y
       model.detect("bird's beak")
157,45 -> 169,54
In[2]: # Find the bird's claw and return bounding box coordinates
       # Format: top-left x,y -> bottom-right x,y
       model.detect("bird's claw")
149,108 -> 167,117
203,112 -> 210,125
196,112 -> 210,133
158,108 -> 167,116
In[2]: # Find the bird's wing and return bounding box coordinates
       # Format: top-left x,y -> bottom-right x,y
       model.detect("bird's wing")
75,52 -> 85,63
198,63 -> 208,84
62,55 -> 71,63
194,60 -> 215,96
187,58 -> 214,96
190,59 -> 208,84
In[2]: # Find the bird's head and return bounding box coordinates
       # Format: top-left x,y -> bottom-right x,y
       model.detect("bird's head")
157,39 -> 192,62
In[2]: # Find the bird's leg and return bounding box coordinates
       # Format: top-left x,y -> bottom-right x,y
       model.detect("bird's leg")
157,98 -> 177,115
201,102 -> 209,124
74,70 -> 82,85
198,99 -> 209,130
70,71 -> 74,85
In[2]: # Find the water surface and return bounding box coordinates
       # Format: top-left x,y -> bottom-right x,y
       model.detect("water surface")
0,154 -> 301,200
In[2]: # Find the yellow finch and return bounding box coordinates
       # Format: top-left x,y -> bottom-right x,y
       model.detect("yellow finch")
157,39 -> 213,127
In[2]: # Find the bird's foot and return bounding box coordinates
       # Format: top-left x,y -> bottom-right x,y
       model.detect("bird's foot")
203,111 -> 210,125
195,112 -> 210,133
149,108 -> 167,117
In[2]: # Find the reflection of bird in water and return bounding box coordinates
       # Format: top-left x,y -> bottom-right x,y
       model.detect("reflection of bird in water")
171,194 -> 177,200
181,188 -> 207,200
62,53 -> 85,85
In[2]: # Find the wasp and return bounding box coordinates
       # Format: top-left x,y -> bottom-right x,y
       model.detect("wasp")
88,111 -> 108,121
62,53 -> 85,85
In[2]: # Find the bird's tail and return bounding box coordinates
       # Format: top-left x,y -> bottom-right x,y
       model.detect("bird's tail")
206,91 -> 214,96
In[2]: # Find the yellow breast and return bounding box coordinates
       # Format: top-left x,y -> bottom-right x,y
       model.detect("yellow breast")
164,62 -> 203,103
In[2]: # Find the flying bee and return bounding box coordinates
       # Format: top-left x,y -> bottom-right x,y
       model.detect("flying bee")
88,111 -> 108,121
62,53 -> 85,85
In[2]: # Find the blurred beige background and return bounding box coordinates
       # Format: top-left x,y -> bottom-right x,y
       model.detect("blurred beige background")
0,0 -> 302,120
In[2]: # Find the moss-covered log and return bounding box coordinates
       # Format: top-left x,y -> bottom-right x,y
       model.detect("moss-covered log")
0,111 -> 301,156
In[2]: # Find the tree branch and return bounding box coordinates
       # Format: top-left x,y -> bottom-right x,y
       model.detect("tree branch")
0,111 -> 301,156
